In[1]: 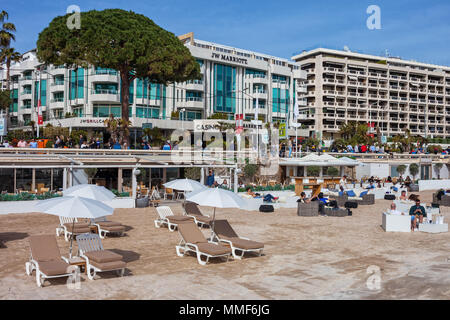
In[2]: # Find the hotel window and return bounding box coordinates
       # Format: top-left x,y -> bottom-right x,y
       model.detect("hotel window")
73,107 -> 84,117
245,69 -> 266,78
52,92 -> 64,102
9,89 -> 18,112
272,74 -> 287,84
196,59 -> 204,67
186,91 -> 202,101
94,67 -> 117,75
272,88 -> 289,113
186,111 -> 202,120
93,104 -> 121,118
93,83 -> 118,94
40,80 -> 47,106
213,63 -> 236,113
136,105 -> 160,119
69,68 -> 84,100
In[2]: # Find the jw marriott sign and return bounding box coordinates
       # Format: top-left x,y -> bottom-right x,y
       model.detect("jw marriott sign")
211,52 -> 248,65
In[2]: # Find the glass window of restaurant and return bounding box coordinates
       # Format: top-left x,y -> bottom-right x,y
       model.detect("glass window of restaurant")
0,169 -> 14,193
16,169 -> 32,192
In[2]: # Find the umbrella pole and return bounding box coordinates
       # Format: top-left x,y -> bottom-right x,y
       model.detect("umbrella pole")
210,207 -> 216,242
69,218 -> 75,259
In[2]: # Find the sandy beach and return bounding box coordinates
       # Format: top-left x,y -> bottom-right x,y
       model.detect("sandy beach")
1,190 -> 449,300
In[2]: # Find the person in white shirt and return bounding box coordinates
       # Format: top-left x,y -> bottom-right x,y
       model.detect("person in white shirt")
339,175 -> 348,189
389,203 -> 404,215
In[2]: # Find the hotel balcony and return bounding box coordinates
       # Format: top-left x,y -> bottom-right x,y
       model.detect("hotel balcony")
245,74 -> 268,85
50,82 -> 65,92
253,92 -> 267,100
51,66 -> 66,76
20,92 -> 32,100
90,90 -> 121,103
186,80 -> 204,91
185,97 -> 204,109
49,99 -> 65,109
90,71 -> 119,83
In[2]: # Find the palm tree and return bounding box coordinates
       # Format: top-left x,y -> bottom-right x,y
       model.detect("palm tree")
0,11 -> 16,48
0,47 -> 21,88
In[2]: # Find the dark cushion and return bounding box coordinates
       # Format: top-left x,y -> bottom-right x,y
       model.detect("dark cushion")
226,237 -> 264,250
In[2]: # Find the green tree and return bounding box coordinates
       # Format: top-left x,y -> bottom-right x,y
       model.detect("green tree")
37,9 -> 200,144
434,163 -> 443,179
244,164 -> 258,182
397,165 -> 406,178
184,167 -> 201,180
143,127 -> 165,147
409,164 -> 419,182
307,166 -> 321,177
0,89 -> 11,111
326,167 -> 339,177
104,114 -> 130,144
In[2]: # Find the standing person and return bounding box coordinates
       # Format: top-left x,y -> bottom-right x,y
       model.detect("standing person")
29,139 -> 38,148
59,135 -> 66,148
95,137 -> 101,149
79,134 -> 85,147
339,175 -> 348,190
354,145 -> 359,153
112,140 -> 122,149
206,170 -> 215,187
288,138 -> 293,158
162,141 -> 171,151
409,199 -> 426,231
17,139 -> 27,148
66,137 -> 74,148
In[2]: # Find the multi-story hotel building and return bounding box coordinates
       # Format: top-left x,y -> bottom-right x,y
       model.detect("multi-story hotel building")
292,48 -> 450,143
1,32 -> 306,139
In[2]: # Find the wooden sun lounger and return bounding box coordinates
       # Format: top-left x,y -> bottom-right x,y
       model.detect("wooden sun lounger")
26,235 -> 76,287
56,216 -> 91,242
154,206 -> 194,232
212,219 -> 264,260
76,233 -> 126,280
176,222 -> 232,266
183,201 -> 213,228
90,216 -> 126,239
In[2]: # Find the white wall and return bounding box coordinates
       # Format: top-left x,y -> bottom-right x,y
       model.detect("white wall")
419,179 -> 450,191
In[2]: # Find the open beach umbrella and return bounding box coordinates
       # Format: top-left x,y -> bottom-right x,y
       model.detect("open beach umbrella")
35,196 -> 114,258
186,188 -> 246,238
163,178 -> 206,193
63,184 -> 116,202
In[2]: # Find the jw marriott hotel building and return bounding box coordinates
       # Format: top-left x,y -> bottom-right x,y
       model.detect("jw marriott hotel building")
2,31 -> 450,142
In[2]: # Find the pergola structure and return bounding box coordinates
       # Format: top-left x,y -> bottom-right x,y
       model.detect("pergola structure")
0,150 -> 239,197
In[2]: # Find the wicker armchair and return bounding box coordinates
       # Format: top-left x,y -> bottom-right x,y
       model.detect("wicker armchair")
297,201 -> 320,216
324,207 -> 348,217
356,194 -> 375,205
335,195 -> 348,207
433,192 -> 450,207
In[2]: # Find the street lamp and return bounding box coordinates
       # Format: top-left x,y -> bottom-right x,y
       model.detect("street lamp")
180,108 -> 186,130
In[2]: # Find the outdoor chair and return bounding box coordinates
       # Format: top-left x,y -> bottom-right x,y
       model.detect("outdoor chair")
212,219 -> 264,260
90,216 -> 126,239
76,233 -> 126,280
183,201 -> 213,228
154,206 -> 194,232
335,194 -> 348,207
356,194 -> 375,205
25,235 -> 75,287
297,201 -> 320,216
176,222 -> 232,265
433,192 -> 450,207
164,188 -> 175,200
56,216 -> 91,242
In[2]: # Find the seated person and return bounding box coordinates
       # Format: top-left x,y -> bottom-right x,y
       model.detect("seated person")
409,199 -> 426,231
263,193 -> 278,203
366,182 -> 376,189
298,192 -> 311,203
399,190 -> 408,201
377,182 -> 382,188
388,203 -> 404,215
247,188 -> 261,198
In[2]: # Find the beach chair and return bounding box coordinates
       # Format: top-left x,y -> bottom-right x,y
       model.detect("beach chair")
76,233 -> 126,280
164,188 -> 175,200
149,187 -> 162,207
90,216 -> 126,239
25,235 -> 76,287
176,222 -> 232,265
154,206 -> 194,232
212,219 -> 264,260
56,216 -> 91,242
183,201 -> 213,228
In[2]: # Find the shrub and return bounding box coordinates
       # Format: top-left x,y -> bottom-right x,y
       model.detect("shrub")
326,167 -> 339,177
306,166 -> 321,177
244,164 -> 258,179
397,165 -> 407,177
409,164 -> 419,181
184,167 -> 201,180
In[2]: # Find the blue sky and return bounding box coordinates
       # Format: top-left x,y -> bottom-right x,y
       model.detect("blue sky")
3,0 -> 450,65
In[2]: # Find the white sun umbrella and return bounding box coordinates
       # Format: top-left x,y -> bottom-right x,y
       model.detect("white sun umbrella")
35,196 -> 114,258
63,184 -> 116,201
186,187 -> 247,239
163,178 -> 206,193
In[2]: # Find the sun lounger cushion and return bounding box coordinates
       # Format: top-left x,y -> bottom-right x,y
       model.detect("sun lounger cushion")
195,216 -> 213,224
97,221 -> 122,227
38,260 -> 70,276
64,222 -> 90,228
195,243 -> 231,255
223,237 -> 264,250
167,215 -> 194,223
29,235 -> 62,262
64,226 -> 91,233
178,223 -> 207,244
100,225 -> 126,232
90,260 -> 126,271
84,250 -> 123,263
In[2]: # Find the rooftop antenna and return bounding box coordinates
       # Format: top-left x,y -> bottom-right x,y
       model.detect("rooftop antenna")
343,45 -> 351,52
385,49 -> 390,58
